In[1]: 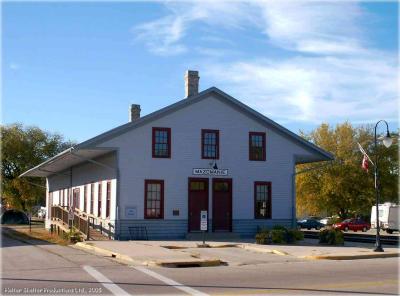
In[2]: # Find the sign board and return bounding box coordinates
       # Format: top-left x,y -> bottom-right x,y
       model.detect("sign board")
125,207 -> 137,219
193,168 -> 228,176
200,211 -> 208,231
67,204 -> 74,220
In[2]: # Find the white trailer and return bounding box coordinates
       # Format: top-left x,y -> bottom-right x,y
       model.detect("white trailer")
371,203 -> 399,234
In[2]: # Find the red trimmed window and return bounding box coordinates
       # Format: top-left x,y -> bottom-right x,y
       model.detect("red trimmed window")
202,129 -> 219,159
97,182 -> 102,217
106,181 -> 111,218
144,180 -> 164,219
249,132 -> 266,161
90,183 -> 94,214
254,182 -> 271,219
152,127 -> 171,158
83,185 -> 88,213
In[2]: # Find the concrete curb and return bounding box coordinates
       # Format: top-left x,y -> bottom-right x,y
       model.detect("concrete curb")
149,259 -> 222,268
302,252 -> 400,260
73,242 -> 143,266
240,244 -> 289,256
208,243 -> 239,248
73,242 -> 222,267
161,243 -> 239,249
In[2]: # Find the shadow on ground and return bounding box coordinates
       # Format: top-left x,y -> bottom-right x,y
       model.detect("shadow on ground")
1,226 -> 53,248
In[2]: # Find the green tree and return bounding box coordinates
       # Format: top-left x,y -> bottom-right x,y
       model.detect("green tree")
1,123 -> 73,211
297,122 -> 398,219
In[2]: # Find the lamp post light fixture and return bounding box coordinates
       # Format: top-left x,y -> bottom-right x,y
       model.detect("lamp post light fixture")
373,120 -> 392,252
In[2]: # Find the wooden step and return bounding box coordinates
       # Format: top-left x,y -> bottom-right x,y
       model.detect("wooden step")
88,228 -> 110,241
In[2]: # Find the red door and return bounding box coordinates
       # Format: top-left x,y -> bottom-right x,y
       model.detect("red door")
212,179 -> 232,232
188,178 -> 209,232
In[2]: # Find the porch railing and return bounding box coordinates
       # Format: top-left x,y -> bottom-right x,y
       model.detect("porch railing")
50,206 -> 115,240
51,206 -> 89,239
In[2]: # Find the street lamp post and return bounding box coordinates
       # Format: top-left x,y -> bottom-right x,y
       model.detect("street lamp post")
373,120 -> 392,252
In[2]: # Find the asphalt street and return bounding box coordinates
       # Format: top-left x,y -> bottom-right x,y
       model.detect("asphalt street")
1,233 -> 399,295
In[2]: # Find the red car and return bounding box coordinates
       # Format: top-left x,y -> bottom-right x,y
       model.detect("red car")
333,218 -> 370,232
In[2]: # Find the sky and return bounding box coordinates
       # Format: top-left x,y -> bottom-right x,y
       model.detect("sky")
3,1 -> 399,143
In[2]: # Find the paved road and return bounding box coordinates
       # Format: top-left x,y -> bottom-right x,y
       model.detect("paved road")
1,233 -> 398,295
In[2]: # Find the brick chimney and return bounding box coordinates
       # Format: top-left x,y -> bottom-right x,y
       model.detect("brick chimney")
130,104 -> 141,122
185,70 -> 199,98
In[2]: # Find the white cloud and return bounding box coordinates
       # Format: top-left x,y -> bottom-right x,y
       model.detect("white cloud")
259,1 -> 365,55
133,15 -> 187,55
133,1 -> 365,56
133,1 -> 398,124
203,53 -> 398,124
132,1 -> 256,56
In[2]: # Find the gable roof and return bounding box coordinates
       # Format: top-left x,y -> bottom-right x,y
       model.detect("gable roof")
20,87 -> 333,177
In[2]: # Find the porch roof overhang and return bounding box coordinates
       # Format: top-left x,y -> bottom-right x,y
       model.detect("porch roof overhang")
19,147 -> 115,178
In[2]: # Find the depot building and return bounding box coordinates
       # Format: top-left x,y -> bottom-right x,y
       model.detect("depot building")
21,71 -> 333,240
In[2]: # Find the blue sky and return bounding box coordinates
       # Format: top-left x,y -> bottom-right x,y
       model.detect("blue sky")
3,1 -> 398,143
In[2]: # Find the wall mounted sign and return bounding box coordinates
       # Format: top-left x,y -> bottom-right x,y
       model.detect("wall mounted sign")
193,168 -> 228,176
200,211 -> 208,231
125,207 -> 137,219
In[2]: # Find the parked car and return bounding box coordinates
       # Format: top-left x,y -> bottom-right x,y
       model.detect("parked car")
320,217 -> 333,225
297,218 -> 325,230
333,218 -> 370,232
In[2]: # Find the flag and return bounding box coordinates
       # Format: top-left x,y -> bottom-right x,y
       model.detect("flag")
357,142 -> 374,172
362,154 -> 369,172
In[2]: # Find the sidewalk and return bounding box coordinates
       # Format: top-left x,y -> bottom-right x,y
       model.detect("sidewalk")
73,238 -> 400,267
241,240 -> 400,260
74,240 -> 223,267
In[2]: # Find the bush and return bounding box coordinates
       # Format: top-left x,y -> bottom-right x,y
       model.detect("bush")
271,229 -> 286,243
319,228 -> 344,245
255,229 -> 270,244
330,217 -> 341,225
63,228 -> 83,243
287,229 -> 304,242
255,225 -> 305,244
285,230 -> 295,243
272,225 -> 287,231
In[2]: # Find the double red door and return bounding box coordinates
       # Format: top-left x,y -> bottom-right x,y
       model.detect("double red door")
188,178 -> 232,232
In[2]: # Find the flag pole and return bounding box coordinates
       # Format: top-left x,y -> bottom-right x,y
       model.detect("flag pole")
357,142 -> 375,166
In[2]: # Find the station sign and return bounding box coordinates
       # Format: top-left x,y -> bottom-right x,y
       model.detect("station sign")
193,168 -> 228,176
